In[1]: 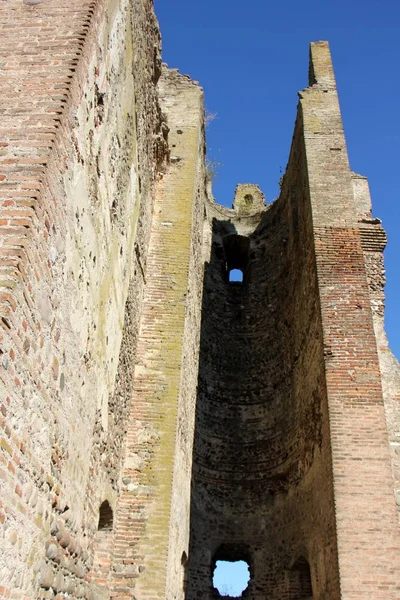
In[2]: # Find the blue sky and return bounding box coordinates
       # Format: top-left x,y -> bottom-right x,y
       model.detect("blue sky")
213,560 -> 249,597
154,1 -> 400,357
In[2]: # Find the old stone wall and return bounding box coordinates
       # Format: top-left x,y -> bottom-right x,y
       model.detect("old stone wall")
186,114 -> 339,600
185,41 -> 400,600
351,173 -> 400,526
301,42 -> 400,599
1,3 -> 399,599
0,0 -> 166,597
110,68 -> 206,600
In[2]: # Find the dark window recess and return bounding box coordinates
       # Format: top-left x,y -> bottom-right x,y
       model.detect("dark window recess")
91,500 -> 114,587
289,557 -> 313,599
98,500 -> 113,531
223,234 -> 250,284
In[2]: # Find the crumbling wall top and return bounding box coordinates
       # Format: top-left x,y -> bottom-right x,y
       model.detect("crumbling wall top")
233,183 -> 266,215
308,40 -> 337,88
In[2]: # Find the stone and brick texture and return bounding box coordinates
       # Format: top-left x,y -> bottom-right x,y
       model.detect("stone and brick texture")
352,173 -> 400,529
0,0 -> 167,597
110,68 -> 206,600
186,115 -> 339,600
301,42 -> 400,599
185,42 -> 400,600
0,1 -> 399,598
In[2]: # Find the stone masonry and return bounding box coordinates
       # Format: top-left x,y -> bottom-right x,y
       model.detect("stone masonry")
0,2 -> 399,599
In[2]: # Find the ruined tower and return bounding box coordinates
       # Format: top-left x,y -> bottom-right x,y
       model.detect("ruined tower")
0,2 -> 399,600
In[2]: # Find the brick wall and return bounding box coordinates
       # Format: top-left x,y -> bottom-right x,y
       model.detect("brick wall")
186,129 -> 339,598
185,41 -> 400,600
352,173 -> 400,528
1,3 -> 398,597
110,69 -> 205,600
301,41 -> 400,600
0,0 -> 166,597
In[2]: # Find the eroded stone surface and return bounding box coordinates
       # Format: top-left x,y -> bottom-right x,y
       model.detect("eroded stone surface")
0,8 -> 399,600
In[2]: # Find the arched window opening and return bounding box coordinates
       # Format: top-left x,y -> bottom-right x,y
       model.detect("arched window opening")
229,268 -> 243,283
243,194 -> 253,206
212,545 -> 251,598
98,500 -> 113,531
289,557 -> 313,599
90,500 -> 115,588
222,234 -> 250,284
213,560 -> 250,597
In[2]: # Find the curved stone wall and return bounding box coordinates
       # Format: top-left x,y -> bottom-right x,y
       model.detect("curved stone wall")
187,170 -> 339,599
194,205 -> 315,509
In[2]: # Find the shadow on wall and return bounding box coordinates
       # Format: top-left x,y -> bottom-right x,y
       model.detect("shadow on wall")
184,192 -> 326,598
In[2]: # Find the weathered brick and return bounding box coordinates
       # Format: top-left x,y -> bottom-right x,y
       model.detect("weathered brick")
0,7 -> 398,600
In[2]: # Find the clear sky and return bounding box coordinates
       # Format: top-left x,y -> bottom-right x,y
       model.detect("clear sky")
213,560 -> 249,597
155,0 -> 400,360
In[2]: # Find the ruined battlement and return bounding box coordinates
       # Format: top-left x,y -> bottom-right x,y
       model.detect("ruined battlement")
0,4 -> 399,600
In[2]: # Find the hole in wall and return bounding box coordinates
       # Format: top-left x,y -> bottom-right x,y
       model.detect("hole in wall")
2,317 -> 11,330
222,234 -> 250,283
243,194 -> 253,206
213,560 -> 250,597
91,500 -> 114,588
229,268 -> 243,283
288,557 -> 313,599
110,198 -> 118,221
98,500 -> 113,531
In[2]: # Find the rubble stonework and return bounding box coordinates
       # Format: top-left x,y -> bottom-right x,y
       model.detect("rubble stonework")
0,2 -> 399,600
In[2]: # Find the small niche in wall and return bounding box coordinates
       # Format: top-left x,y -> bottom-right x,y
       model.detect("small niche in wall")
181,551 -> 189,591
98,500 -> 113,531
213,560 -> 250,597
90,500 -> 114,588
288,557 -> 313,599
